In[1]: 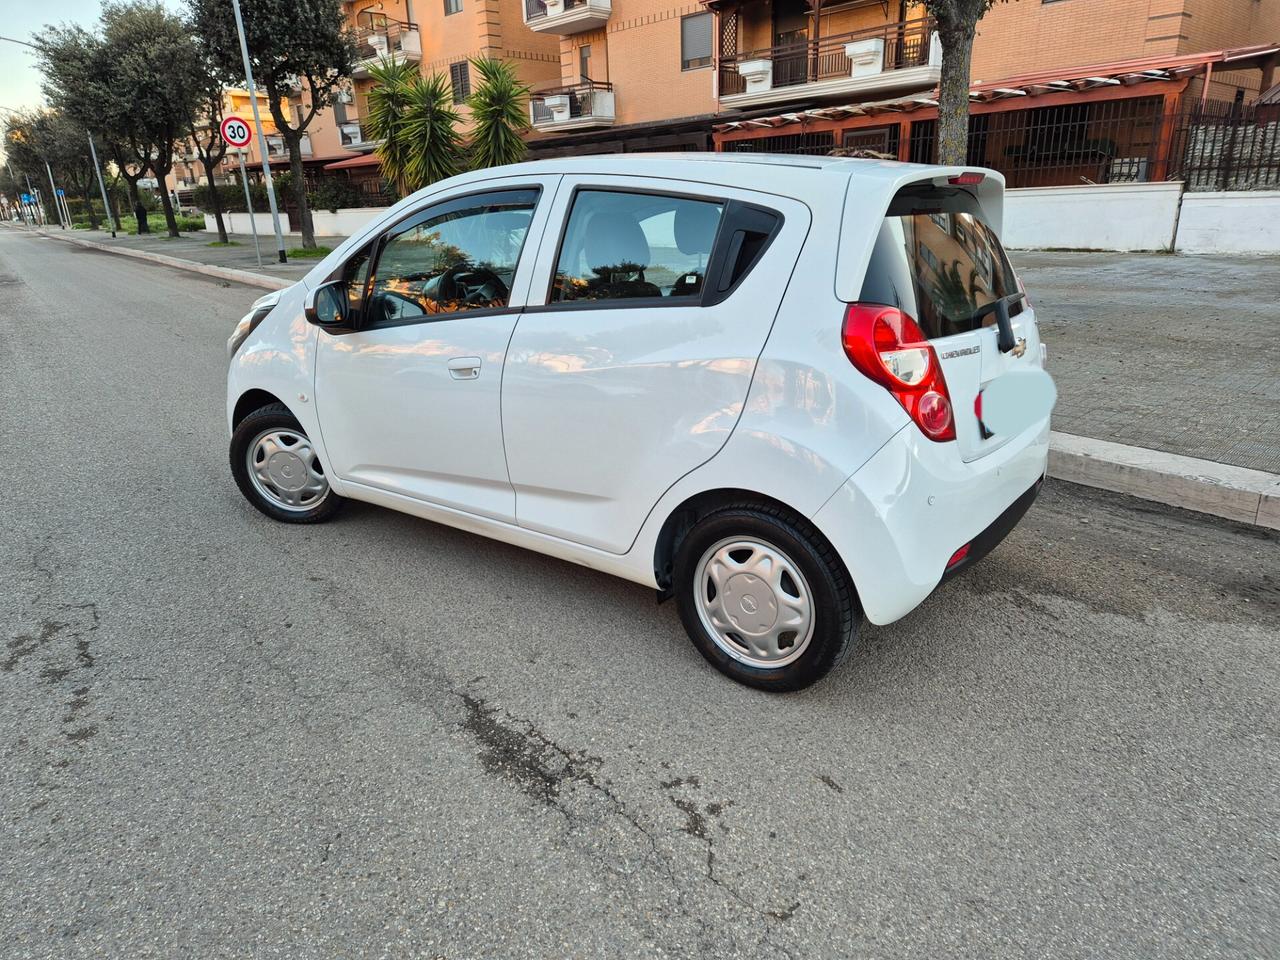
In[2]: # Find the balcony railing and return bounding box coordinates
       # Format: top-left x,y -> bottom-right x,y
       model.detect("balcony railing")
719,17 -> 936,100
339,121 -> 381,151
529,79 -> 615,129
523,0 -> 611,34
353,19 -> 422,75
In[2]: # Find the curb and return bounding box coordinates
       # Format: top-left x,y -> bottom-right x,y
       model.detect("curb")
33,227 -> 292,292
1048,431 -> 1280,531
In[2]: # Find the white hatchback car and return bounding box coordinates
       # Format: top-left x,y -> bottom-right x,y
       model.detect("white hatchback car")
227,155 -> 1050,690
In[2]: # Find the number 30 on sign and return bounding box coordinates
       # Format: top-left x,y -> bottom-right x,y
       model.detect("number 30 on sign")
220,117 -> 253,148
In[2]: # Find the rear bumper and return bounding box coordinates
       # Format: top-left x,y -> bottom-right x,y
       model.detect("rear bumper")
813,418 -> 1050,625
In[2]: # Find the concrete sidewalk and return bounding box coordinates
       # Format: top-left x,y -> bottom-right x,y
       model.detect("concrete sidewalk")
12,222 -> 1279,530
22,223 -> 343,287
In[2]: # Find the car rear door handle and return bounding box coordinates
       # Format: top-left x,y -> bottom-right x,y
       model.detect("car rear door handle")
447,356 -> 482,380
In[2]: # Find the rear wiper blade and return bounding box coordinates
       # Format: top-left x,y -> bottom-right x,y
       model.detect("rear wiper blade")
969,292 -> 1026,353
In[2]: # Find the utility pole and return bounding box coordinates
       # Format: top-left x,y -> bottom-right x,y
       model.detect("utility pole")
44,160 -> 65,229
230,0 -> 287,263
88,133 -> 117,238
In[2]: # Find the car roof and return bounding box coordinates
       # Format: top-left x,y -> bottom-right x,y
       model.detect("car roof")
441,152 -> 992,201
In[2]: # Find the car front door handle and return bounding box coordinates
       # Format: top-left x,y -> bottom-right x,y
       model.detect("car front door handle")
447,356 -> 482,380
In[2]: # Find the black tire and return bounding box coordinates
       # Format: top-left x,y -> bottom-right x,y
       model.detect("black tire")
229,402 -> 343,524
673,503 -> 859,692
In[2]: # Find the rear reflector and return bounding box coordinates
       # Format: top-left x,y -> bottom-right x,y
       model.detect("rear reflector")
841,304 -> 956,442
946,543 -> 971,569
948,172 -> 985,186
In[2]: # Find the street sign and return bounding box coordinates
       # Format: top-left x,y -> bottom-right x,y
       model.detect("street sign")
56,188 -> 65,197
220,116 -> 253,149
20,194 -> 31,204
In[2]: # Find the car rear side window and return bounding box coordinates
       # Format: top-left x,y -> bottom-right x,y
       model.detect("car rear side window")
859,189 -> 1021,340
552,190 -> 725,303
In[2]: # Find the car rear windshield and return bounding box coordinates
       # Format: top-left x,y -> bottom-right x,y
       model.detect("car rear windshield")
858,187 -> 1022,340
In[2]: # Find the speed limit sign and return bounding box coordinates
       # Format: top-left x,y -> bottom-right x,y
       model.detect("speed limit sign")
220,116 -> 253,148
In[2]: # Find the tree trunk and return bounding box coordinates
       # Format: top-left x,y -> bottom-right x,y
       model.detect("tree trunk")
286,142 -> 315,249
936,21 -> 976,166
123,177 -> 148,233
82,181 -> 100,230
154,168 -> 180,237
202,156 -> 229,243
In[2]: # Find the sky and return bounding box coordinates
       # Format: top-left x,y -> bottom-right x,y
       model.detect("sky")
0,0 -> 185,115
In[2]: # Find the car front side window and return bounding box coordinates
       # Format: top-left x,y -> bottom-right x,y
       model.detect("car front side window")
365,188 -> 538,327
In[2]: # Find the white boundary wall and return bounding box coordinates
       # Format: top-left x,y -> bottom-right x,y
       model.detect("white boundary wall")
1003,182 -> 1183,252
203,189 -> 1280,257
1175,191 -> 1280,254
204,212 -> 291,235
309,207 -> 388,235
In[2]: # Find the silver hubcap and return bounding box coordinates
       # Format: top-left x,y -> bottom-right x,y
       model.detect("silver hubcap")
694,537 -> 815,668
247,428 -> 329,512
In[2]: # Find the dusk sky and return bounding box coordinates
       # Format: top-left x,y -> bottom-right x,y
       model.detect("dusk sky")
1,1 -> 185,115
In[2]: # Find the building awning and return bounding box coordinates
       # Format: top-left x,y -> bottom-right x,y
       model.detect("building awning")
713,43 -> 1280,133
324,153 -> 382,171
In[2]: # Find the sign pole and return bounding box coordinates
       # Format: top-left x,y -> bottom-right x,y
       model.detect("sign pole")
230,0 -> 287,264
24,175 -> 42,225
44,161 -> 65,230
238,152 -> 263,269
88,134 -> 117,238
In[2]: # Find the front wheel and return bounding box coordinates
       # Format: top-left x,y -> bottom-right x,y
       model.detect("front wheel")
229,403 -> 343,523
674,505 -> 858,692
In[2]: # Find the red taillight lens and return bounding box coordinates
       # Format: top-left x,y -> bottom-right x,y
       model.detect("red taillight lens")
946,543 -> 971,569
948,172 -> 985,185
842,304 -> 956,442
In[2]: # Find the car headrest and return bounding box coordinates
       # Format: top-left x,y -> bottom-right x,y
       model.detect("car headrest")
674,202 -> 720,256
584,213 -> 650,269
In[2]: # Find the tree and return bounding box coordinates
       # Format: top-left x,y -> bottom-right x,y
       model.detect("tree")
920,0 -> 1009,165
191,0 -> 358,249
466,58 -> 532,170
36,2 -> 204,237
184,28 -> 240,244
365,61 -> 465,194
366,57 -> 423,197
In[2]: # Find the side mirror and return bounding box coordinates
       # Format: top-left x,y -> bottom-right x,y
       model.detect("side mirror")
304,280 -> 350,330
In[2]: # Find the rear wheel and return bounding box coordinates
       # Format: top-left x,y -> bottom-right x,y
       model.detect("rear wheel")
673,504 -> 858,691
230,403 -> 343,523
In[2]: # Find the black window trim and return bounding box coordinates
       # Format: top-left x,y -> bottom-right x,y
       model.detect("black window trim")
524,183 -> 784,315
329,184 -> 544,333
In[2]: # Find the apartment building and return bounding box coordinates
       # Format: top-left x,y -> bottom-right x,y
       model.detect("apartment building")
707,0 -> 1278,189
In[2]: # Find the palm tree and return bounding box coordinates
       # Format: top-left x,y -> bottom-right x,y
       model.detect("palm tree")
401,72 -> 466,189
466,57 -> 532,170
366,57 -> 420,196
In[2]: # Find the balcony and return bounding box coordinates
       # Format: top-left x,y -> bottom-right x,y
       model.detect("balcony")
265,134 -> 314,160
523,0 -> 611,35
719,17 -> 940,110
529,80 -> 615,132
339,121 -> 382,153
352,20 -> 422,77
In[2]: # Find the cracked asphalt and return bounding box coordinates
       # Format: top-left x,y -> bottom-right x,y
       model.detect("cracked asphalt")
2,228 -> 1278,959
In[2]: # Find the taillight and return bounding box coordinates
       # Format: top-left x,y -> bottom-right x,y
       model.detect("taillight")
948,172 -> 985,186
842,304 -> 956,442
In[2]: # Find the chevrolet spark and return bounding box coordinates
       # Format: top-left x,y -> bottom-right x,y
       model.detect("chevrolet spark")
226,155 -> 1050,691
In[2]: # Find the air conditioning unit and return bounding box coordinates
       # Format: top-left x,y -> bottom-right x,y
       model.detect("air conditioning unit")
338,88 -> 354,104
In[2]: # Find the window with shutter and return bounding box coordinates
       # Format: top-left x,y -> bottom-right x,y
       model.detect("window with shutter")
450,61 -> 471,103
681,12 -> 713,70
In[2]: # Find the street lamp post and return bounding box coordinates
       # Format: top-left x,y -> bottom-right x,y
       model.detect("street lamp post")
44,160 -> 65,229
229,0 -> 288,264
87,133 -> 117,238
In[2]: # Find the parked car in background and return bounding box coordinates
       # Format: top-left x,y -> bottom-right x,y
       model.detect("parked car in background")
225,155 -> 1050,690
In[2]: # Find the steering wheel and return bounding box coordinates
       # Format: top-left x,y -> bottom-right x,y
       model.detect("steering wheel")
439,264 -> 509,306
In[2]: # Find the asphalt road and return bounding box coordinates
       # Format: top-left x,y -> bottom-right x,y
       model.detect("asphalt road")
2,228 -> 1277,960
